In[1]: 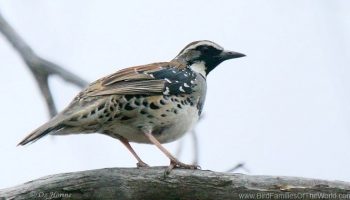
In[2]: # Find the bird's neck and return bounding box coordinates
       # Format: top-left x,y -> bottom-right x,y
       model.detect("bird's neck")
189,61 -> 207,77
172,57 -> 207,77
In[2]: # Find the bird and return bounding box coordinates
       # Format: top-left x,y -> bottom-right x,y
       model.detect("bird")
18,40 -> 245,172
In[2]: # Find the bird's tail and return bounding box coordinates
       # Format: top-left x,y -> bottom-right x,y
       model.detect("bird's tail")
17,116 -> 65,146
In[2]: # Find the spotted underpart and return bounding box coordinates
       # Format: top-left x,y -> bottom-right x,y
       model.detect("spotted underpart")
80,92 -> 201,143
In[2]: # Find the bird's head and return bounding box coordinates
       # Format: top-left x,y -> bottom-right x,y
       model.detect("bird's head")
173,40 -> 245,76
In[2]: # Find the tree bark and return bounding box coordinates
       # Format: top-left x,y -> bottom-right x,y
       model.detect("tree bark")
1,167 -> 349,200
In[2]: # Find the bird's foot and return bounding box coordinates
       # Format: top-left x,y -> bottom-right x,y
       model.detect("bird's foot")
165,159 -> 201,174
136,161 -> 150,168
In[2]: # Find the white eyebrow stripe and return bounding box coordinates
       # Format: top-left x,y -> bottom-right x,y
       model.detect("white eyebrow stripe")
183,41 -> 224,52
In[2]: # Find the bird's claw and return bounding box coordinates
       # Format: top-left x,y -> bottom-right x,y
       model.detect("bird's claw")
165,160 -> 201,174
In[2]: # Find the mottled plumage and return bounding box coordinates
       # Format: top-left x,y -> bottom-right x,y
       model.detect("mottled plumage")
18,40 -> 245,171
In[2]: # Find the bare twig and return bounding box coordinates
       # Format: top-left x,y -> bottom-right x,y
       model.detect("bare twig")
174,138 -> 184,158
0,11 -> 88,117
175,114 -> 203,165
190,127 -> 199,165
226,162 -> 250,173
1,167 -> 350,200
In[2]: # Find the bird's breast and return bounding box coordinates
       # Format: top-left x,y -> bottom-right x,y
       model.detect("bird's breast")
101,92 -> 204,143
98,70 -> 207,143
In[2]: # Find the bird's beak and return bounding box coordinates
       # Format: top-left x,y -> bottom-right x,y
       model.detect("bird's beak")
220,50 -> 246,60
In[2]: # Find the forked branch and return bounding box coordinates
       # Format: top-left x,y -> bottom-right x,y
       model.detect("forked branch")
0,11 -> 88,117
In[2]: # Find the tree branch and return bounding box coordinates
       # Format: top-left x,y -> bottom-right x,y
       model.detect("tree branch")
0,11 -> 88,117
1,168 -> 349,200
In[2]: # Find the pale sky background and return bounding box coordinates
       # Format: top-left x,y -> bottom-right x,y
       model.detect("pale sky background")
1,0 -> 350,188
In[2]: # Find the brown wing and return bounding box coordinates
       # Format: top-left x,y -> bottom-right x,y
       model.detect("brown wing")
81,62 -> 186,97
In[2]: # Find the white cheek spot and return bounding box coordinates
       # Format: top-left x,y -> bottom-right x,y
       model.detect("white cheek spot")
190,61 -> 207,77
175,80 -> 179,83
179,86 -> 185,92
184,83 -> 190,87
190,80 -> 195,84
149,74 -> 154,78
164,78 -> 172,83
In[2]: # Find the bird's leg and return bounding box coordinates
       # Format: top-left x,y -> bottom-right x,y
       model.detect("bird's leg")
118,137 -> 149,168
144,131 -> 200,174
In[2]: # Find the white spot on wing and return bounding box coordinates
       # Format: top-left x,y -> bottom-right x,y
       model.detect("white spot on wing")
164,78 -> 172,83
184,83 -> 190,87
179,86 -> 185,92
164,87 -> 170,95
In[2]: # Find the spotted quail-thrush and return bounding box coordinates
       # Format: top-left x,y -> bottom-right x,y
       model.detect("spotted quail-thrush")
18,40 -> 245,172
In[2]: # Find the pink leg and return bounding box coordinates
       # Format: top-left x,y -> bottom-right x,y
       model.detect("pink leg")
144,131 -> 200,173
118,137 -> 149,168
